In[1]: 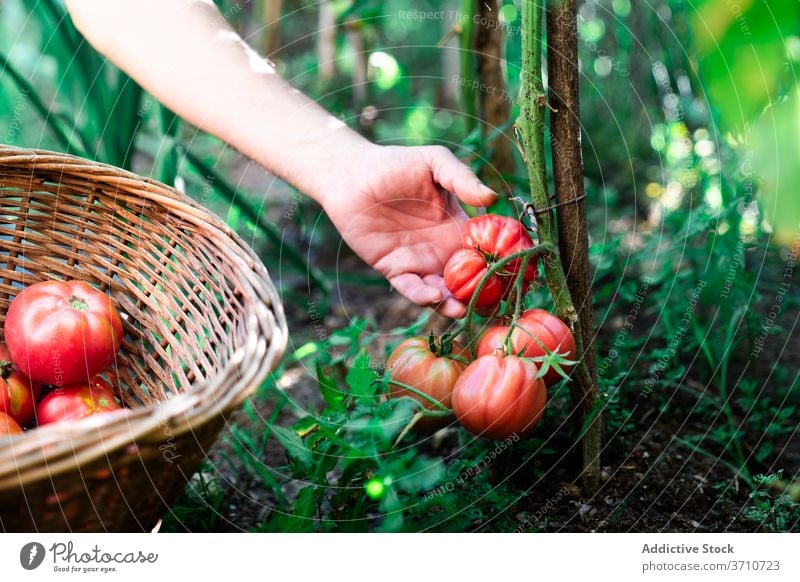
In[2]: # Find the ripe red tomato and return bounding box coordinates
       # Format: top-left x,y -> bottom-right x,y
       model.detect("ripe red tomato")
0,343 -> 42,427
0,411 -> 23,436
387,336 -> 468,410
452,353 -> 546,439
443,248 -> 505,312
476,309 -> 576,385
35,378 -> 122,426
5,280 -> 123,385
463,215 -> 538,281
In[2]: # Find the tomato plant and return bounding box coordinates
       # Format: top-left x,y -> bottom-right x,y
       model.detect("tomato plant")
0,343 -> 41,426
443,248 -> 505,312
5,280 -> 123,385
0,411 -> 23,436
452,352 -> 546,439
477,309 -> 576,385
36,378 -> 122,426
387,335 -> 468,410
463,215 -> 538,281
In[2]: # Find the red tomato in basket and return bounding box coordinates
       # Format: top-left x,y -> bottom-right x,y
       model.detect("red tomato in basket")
0,411 -> 23,436
476,309 -> 576,385
443,248 -> 505,313
387,337 -> 469,410
0,343 -> 42,427
462,215 -> 538,281
452,353 -> 546,439
5,280 -> 123,385
35,378 -> 122,426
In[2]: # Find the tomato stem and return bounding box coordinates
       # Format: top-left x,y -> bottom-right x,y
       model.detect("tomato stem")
393,408 -> 454,447
475,246 -> 500,264
518,0 -> 600,489
427,332 -> 439,356
386,379 -> 451,413
463,243 -> 556,354
447,353 -> 471,366
68,295 -> 89,311
427,331 -> 455,358
0,360 -> 13,379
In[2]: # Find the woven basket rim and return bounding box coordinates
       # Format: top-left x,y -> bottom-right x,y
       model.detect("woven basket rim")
0,145 -> 288,489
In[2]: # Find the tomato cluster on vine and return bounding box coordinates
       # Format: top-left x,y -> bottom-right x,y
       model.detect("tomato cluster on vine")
388,211 -> 578,440
0,280 -> 125,436
386,308 -> 576,440
443,215 -> 538,315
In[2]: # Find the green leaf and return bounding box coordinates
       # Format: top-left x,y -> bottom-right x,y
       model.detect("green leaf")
755,442 -> 774,463
346,350 -> 379,399
316,361 -> 345,411
750,88 -> 800,245
377,488 -> 404,532
397,456 -> 446,494
154,103 -> 180,183
291,342 -> 320,361
691,0 -> 800,131
269,425 -> 312,469
377,398 -> 418,442
278,486 -> 318,533
0,50 -> 85,155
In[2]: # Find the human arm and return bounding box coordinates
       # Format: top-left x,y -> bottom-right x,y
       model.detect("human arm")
65,0 -> 497,316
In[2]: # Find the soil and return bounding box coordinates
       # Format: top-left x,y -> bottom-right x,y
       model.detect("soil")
508,421 -> 756,533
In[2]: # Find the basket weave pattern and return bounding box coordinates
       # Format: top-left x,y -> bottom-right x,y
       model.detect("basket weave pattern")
0,146 -> 287,531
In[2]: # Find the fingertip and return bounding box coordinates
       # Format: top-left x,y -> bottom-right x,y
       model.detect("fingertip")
476,184 -> 499,207
435,297 -> 467,319
429,147 -> 498,208
392,274 -> 443,306
412,286 -> 444,306
421,286 -> 444,304
454,176 -> 499,208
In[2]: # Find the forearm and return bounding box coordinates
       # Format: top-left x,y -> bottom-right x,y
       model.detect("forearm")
65,0 -> 369,205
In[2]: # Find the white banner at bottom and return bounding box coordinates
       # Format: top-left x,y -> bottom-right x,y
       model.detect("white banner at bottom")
0,533 -> 796,581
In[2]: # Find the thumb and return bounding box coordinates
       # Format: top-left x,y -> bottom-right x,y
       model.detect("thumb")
426,146 -> 498,207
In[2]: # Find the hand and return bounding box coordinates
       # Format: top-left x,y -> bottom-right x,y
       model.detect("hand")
320,144 -> 497,318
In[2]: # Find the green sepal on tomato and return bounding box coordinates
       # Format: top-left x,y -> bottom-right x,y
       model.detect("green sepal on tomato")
5,280 -> 123,386
36,377 -> 122,426
477,309 -> 576,385
387,335 -> 468,411
462,215 -> 538,282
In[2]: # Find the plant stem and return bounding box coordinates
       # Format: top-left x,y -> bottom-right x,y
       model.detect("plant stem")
459,0 -> 477,132
463,243 -> 558,351
474,0 -> 516,195
717,306 -> 751,483
517,0 -> 600,489
546,0 -> 602,491
516,1 -> 574,313
386,379 -> 451,413
393,408 -> 454,447
504,254 -> 531,348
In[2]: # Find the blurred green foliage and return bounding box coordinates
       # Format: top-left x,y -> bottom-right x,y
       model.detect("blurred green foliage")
689,0 -> 800,244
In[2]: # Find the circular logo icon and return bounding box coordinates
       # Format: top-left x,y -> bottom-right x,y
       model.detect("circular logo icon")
20,542 -> 45,570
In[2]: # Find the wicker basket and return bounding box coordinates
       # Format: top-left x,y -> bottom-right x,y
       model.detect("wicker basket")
0,146 -> 287,532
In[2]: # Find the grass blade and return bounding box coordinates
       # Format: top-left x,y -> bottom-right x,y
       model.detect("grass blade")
0,50 -> 87,154
181,148 -> 329,293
